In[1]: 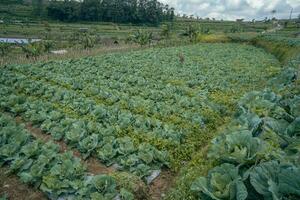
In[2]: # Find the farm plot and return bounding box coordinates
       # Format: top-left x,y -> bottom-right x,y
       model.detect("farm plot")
0,43 -> 281,199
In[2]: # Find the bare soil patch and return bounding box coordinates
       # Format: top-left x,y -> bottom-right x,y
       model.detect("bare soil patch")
0,167 -> 46,200
149,170 -> 176,200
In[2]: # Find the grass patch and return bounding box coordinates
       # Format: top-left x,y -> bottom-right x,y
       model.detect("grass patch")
196,34 -> 231,43
252,37 -> 300,64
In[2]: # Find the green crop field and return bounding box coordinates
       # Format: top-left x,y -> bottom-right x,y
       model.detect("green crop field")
2,42 -> 298,199
1,1 -> 300,200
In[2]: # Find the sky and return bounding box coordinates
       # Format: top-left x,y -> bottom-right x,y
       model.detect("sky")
159,0 -> 300,21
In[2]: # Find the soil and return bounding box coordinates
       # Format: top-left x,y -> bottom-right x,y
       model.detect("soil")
85,158 -> 115,175
148,170 -> 176,200
0,167 -> 46,200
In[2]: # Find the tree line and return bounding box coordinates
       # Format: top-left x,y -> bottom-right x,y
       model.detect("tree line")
33,0 -> 175,25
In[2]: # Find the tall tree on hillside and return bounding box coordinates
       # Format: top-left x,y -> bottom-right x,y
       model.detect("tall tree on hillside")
111,0 -> 125,23
137,0 -> 147,23
60,0 -> 80,21
99,0 -> 110,21
81,0 -> 101,21
46,0 -> 174,24
169,7 -> 175,21
128,0 -> 138,23
271,9 -> 276,19
146,0 -> 162,25
47,0 -> 80,22
32,0 -> 44,17
163,4 -> 169,21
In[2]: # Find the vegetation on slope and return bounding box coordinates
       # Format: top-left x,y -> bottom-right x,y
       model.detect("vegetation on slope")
166,34 -> 300,200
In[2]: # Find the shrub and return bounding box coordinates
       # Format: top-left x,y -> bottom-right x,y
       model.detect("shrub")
42,41 -> 54,53
0,43 -> 12,56
161,24 -> 172,39
80,33 -> 96,49
128,30 -> 153,47
183,25 -> 199,42
20,42 -> 44,59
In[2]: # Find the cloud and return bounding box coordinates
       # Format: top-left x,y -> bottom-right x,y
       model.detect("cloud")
159,0 -> 300,20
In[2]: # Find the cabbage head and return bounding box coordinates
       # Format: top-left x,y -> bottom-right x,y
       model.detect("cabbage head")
245,161 -> 300,199
92,175 -> 117,198
79,134 -> 99,159
208,130 -> 267,165
191,163 -> 247,200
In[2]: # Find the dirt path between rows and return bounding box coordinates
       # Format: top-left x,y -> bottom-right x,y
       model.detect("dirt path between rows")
0,167 -> 47,200
148,170 -> 175,200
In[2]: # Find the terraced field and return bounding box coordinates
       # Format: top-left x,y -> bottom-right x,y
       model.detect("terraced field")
0,43 -> 283,199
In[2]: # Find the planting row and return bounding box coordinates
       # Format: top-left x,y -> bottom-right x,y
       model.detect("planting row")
6,43 -> 280,130
0,84 -> 170,179
0,113 -> 135,200
7,65 -> 216,133
0,69 -> 184,143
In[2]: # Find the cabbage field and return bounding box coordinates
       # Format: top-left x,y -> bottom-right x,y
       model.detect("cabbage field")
1,43 -> 299,200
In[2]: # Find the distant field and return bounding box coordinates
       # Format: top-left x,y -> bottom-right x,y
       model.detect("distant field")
0,21 -> 160,39
0,18 -> 280,66
0,19 -> 273,39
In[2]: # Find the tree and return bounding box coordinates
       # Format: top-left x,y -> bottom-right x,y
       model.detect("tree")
47,0 -> 81,22
271,9 -> 276,19
0,43 -> 11,56
46,0 -> 173,24
169,7 -> 175,21
184,25 -> 198,42
32,0 -> 44,17
20,42 -> 44,59
81,0 -> 101,21
80,33 -> 96,49
161,23 -> 172,39
129,30 -> 153,46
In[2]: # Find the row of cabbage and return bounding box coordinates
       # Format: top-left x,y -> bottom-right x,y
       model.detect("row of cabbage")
0,43 -> 280,180
8,64 -> 201,129
5,43 -> 279,133
0,92 -> 169,180
7,56 -> 212,130
0,69 -> 183,143
190,60 -> 300,200
0,75 -> 170,180
0,113 -> 135,200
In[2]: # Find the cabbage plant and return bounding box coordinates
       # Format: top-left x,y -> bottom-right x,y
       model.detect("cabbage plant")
191,163 -> 247,200
245,161 -> 300,200
79,134 -> 99,159
90,175 -> 117,199
208,130 -> 267,165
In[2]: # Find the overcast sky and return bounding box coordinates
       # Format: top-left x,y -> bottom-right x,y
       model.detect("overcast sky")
159,0 -> 300,20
